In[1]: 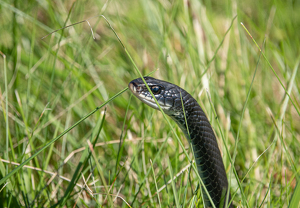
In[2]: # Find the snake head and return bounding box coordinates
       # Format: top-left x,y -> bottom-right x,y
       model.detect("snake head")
128,77 -> 187,114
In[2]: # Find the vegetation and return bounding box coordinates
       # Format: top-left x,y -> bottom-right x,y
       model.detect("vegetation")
0,0 -> 299,207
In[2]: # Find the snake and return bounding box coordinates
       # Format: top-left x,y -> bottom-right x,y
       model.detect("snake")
129,77 -> 233,208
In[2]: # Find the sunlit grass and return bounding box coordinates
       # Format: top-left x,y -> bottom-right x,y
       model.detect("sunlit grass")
0,0 -> 299,207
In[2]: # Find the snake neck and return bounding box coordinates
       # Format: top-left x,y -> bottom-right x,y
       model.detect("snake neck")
167,98 -> 232,208
166,97 -> 206,141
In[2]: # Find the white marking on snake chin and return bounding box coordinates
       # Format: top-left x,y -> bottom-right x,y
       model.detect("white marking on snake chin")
165,103 -> 172,108
140,97 -> 171,111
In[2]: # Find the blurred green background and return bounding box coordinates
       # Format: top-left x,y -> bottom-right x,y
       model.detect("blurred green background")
0,0 -> 299,207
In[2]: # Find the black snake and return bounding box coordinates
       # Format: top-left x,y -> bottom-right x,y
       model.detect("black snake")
129,77 -> 233,208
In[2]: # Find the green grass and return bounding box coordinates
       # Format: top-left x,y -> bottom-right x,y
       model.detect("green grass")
1,0 -> 300,207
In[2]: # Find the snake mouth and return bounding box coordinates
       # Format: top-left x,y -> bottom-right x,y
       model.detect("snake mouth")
128,82 -> 136,93
128,82 -> 143,98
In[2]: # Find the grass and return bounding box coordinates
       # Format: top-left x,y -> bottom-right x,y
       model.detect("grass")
0,0 -> 300,207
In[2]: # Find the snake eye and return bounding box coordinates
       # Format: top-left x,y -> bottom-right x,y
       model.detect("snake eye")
151,86 -> 161,94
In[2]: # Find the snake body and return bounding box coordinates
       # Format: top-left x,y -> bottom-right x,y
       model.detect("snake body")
129,77 -> 232,207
